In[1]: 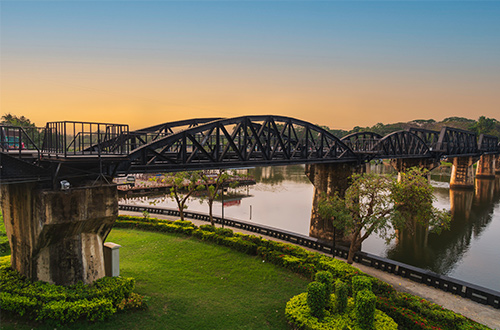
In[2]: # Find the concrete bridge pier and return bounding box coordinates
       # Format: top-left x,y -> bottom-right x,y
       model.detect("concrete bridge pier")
305,162 -> 363,244
476,154 -> 496,179
449,156 -> 478,189
0,183 -> 117,286
389,158 -> 441,181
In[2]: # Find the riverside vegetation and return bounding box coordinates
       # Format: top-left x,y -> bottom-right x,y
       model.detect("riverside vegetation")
0,214 -> 492,329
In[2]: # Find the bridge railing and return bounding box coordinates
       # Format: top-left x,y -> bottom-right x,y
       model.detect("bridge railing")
117,204 -> 500,309
43,121 -> 130,156
0,125 -> 45,156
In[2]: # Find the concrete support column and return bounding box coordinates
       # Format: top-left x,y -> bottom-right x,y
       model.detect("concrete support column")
0,183 -> 117,286
449,156 -> 477,189
476,154 -> 496,178
390,158 -> 441,181
305,162 -> 362,242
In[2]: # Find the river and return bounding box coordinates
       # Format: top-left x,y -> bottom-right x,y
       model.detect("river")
120,164 -> 500,292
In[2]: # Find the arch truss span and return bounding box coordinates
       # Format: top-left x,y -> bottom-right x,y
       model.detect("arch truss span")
372,130 -> 433,159
341,132 -> 383,157
119,115 -> 359,173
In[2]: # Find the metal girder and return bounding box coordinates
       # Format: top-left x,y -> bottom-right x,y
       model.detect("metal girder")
119,115 -> 359,173
407,128 -> 441,151
478,134 -> 499,153
341,132 -> 383,154
435,127 -> 478,156
372,131 -> 431,159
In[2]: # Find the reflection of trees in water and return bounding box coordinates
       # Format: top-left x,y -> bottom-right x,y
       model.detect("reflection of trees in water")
386,176 -> 500,275
248,165 -> 311,185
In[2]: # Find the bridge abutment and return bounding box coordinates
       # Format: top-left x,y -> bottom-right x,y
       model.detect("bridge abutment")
0,183 -> 117,286
449,156 -> 478,189
476,154 -> 496,178
305,162 -> 362,243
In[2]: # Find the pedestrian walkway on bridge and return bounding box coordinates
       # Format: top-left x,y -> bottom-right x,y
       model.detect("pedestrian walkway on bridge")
119,209 -> 500,329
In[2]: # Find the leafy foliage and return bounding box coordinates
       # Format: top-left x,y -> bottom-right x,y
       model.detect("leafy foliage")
334,280 -> 348,313
199,169 -> 242,225
319,170 -> 450,263
356,289 -> 376,329
307,281 -> 327,318
1,113 -> 36,127
352,276 -> 373,302
318,173 -> 393,263
0,257 -> 137,325
391,168 -> 450,235
152,171 -> 205,221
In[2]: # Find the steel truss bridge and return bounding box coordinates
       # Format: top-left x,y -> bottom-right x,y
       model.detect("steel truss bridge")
1,115 -> 499,186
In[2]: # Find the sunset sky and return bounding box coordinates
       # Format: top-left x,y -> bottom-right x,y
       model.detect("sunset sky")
1,1 -> 499,130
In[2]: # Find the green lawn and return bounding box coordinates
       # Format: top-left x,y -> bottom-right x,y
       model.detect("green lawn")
1,228 -> 309,329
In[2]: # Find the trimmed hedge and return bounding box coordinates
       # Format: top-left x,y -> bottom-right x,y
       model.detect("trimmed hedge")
0,256 -> 137,326
307,282 -> 327,318
285,293 -> 398,330
107,215 -> 493,330
335,280 -> 348,313
356,289 -> 376,329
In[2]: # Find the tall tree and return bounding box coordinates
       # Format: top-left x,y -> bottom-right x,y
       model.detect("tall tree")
199,170 -> 241,226
1,113 -> 36,127
160,171 -> 204,221
390,168 -> 450,237
470,116 -> 498,137
318,169 -> 450,264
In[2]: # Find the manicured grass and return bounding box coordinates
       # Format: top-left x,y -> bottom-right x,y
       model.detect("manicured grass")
1,228 -> 309,329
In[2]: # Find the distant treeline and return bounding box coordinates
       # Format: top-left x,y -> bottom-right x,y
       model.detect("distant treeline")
321,116 -> 500,139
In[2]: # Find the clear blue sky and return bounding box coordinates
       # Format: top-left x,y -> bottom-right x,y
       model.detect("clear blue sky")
1,1 -> 499,129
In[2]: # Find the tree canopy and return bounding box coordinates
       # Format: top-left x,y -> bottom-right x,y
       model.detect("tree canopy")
318,168 -> 450,264
1,113 -> 36,127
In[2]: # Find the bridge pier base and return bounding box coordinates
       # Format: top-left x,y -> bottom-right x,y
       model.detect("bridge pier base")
0,183 -> 117,286
449,156 -> 478,189
305,162 -> 363,243
390,158 -> 441,181
476,154 -> 496,179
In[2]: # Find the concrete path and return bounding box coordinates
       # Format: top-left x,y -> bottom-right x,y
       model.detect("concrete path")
118,210 -> 500,329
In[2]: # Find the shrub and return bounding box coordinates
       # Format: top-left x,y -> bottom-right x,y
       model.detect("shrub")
307,281 -> 326,318
315,271 -> 334,295
286,292 -> 398,330
36,297 -> 115,325
215,227 -> 233,237
199,224 -> 216,232
356,290 -> 376,330
116,292 -> 148,311
0,258 -> 137,325
352,276 -> 372,302
335,280 -> 348,313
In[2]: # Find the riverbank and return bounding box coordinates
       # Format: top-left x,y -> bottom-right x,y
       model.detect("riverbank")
119,208 -> 500,329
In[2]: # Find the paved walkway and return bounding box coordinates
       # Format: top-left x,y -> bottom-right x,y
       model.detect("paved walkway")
119,210 -> 500,329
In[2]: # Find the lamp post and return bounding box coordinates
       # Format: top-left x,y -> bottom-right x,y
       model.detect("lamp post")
332,227 -> 336,257
221,185 -> 226,228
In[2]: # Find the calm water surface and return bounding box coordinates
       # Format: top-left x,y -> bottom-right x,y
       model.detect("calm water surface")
121,164 -> 500,292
